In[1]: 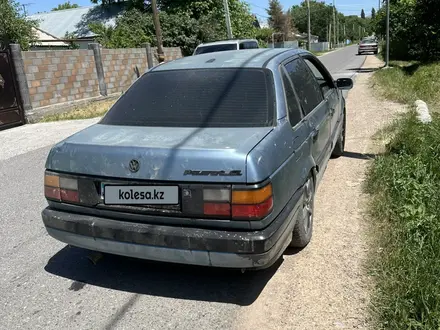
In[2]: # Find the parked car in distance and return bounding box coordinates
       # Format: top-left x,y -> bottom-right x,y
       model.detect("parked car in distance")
42,48 -> 353,270
193,39 -> 259,55
358,38 -> 378,55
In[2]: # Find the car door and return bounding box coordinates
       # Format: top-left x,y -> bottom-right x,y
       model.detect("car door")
283,57 -> 330,174
302,55 -> 341,149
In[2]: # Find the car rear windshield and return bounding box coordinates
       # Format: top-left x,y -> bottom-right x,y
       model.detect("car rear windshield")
194,44 -> 237,55
100,68 -> 275,128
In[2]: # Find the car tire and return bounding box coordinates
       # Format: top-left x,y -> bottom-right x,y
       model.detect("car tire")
290,175 -> 315,248
331,108 -> 346,158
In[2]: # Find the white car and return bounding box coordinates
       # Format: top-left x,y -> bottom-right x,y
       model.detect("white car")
193,39 -> 259,55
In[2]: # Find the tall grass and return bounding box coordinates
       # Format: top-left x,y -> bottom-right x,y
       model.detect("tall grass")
40,99 -> 116,122
373,62 -> 440,111
366,111 -> 440,329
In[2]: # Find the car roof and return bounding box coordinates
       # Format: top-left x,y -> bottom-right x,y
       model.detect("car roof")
152,48 -> 308,71
196,39 -> 258,47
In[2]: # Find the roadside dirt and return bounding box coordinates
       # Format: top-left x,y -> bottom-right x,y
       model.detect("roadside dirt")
235,55 -> 404,330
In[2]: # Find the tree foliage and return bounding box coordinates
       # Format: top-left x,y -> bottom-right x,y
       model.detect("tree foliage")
372,0 -> 440,61
266,0 -> 294,41
371,7 -> 376,19
52,1 -> 79,11
89,0 -> 258,55
267,0 -> 285,32
291,1 -> 332,42
361,8 -> 365,19
290,1 -> 372,42
0,0 -> 37,50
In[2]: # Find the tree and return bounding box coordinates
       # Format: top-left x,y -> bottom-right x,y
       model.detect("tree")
291,1 -> 333,42
371,7 -> 376,19
373,0 -> 440,60
0,0 -> 37,50
361,9 -> 365,19
267,0 -> 285,32
89,0 -> 257,55
52,1 -> 79,11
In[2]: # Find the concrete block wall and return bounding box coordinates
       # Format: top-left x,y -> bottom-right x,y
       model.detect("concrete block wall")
22,50 -> 100,108
101,47 -> 183,95
18,45 -> 183,112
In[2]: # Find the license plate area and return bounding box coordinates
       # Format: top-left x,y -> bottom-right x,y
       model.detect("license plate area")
103,184 -> 179,206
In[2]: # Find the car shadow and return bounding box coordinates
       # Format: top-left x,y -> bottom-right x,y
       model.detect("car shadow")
44,245 -> 282,306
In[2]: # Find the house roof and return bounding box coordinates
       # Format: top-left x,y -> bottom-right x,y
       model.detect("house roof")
32,27 -> 69,46
30,3 -> 125,39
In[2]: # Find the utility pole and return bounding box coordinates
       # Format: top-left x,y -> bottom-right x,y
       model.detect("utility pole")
333,0 -> 337,47
385,0 -> 390,67
21,3 -> 33,17
379,0 -> 381,10
329,23 -> 332,48
151,0 -> 165,63
223,0 -> 233,39
307,0 -> 311,51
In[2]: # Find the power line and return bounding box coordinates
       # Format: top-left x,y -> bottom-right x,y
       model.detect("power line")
247,1 -> 268,11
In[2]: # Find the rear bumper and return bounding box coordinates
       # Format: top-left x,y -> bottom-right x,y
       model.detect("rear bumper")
358,46 -> 378,53
42,188 -> 303,269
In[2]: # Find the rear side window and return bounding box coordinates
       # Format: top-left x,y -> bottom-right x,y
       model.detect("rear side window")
100,68 -> 275,128
284,59 -> 323,115
194,44 -> 237,55
240,41 -> 258,49
281,69 -> 302,127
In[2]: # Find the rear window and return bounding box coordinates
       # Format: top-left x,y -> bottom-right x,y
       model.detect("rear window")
100,68 -> 275,128
194,44 -> 237,55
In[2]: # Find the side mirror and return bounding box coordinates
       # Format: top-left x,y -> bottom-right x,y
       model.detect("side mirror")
336,78 -> 353,90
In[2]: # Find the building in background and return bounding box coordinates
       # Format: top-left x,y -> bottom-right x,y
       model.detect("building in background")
29,3 -> 125,49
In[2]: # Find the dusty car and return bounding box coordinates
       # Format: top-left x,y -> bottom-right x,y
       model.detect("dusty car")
358,39 -> 378,55
42,48 -> 353,270
193,39 -> 259,55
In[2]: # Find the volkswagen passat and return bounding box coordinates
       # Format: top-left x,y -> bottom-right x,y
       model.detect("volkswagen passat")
42,48 -> 353,270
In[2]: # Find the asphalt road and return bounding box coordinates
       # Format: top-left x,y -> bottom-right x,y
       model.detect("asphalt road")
0,45 -> 365,330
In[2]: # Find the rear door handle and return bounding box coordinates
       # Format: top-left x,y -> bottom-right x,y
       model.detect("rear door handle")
329,108 -> 335,116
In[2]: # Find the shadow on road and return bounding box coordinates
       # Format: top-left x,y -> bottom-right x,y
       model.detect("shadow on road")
44,245 -> 282,306
347,67 -> 380,73
342,151 -> 378,160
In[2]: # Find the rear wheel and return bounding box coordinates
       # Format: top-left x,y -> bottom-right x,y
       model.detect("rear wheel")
290,175 -> 315,248
331,109 -> 346,158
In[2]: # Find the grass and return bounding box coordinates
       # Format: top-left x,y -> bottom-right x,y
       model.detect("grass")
373,61 -> 440,112
40,99 -> 116,122
366,54 -> 440,329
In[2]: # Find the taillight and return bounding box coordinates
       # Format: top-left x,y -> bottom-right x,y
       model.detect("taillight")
44,171 -> 79,203
202,188 -> 231,217
201,183 -> 273,220
232,183 -> 273,220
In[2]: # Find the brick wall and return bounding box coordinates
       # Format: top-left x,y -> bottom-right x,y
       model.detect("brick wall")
21,46 -> 183,110
22,50 -> 100,108
101,47 -> 183,94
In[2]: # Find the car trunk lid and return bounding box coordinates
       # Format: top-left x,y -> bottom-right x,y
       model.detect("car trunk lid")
46,124 -> 273,183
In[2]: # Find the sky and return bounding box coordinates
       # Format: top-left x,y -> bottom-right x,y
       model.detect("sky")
19,0 -> 380,17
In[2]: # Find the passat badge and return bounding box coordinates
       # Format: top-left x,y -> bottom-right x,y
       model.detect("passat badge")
129,159 -> 140,173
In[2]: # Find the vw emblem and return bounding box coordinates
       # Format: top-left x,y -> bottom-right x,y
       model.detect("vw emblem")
128,159 -> 140,173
